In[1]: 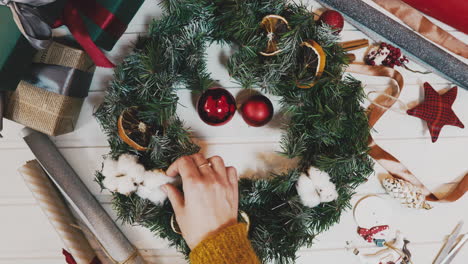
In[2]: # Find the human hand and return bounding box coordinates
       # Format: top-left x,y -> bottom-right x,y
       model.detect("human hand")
163,154 -> 239,249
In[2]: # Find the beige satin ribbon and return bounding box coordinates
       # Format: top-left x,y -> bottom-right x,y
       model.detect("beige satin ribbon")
372,0 -> 468,59
347,63 -> 468,202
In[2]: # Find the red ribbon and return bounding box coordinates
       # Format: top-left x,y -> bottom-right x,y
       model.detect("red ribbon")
63,249 -> 102,264
357,225 -> 389,243
54,0 -> 129,68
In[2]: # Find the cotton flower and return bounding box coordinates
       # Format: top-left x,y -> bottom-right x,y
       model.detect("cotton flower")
296,174 -> 321,207
136,169 -> 176,205
308,167 -> 338,203
296,166 -> 338,208
102,154 -> 145,195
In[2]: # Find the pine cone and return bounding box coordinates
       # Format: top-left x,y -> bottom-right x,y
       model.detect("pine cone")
382,176 -> 433,210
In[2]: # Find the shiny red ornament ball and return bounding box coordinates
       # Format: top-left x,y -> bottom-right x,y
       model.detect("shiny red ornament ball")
240,95 -> 274,127
319,10 -> 344,34
197,88 -> 236,126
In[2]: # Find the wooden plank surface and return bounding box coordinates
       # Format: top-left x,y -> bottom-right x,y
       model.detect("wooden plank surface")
1,0 -> 467,263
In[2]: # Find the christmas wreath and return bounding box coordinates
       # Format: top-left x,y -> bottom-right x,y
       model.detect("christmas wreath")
95,0 -> 373,263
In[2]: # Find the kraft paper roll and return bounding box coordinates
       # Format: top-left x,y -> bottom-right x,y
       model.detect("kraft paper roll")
19,160 -> 98,264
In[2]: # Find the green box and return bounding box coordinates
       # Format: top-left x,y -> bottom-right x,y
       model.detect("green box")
0,0 -> 67,92
0,7 -> 36,92
81,0 -> 145,51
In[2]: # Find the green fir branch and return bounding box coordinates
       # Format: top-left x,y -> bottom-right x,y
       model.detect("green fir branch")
94,0 -> 374,263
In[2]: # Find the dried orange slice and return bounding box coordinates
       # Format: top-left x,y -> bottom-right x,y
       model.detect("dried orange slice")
260,15 -> 290,56
118,107 -> 154,151
296,40 -> 326,89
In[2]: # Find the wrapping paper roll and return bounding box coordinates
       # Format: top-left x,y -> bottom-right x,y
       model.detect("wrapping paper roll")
22,128 -> 145,264
316,0 -> 468,90
19,160 -> 98,264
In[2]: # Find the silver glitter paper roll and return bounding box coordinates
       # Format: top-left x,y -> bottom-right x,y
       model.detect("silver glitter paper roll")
316,0 -> 468,90
22,128 -> 145,264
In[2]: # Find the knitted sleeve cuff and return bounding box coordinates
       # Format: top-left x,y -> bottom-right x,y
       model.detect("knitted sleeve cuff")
189,223 -> 260,264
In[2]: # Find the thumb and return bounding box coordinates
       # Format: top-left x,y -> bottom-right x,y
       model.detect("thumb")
164,184 -> 184,214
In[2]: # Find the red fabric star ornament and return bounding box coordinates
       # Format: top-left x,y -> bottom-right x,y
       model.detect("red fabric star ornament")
407,82 -> 464,142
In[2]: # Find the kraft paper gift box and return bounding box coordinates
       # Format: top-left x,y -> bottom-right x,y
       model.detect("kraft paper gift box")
5,42 -> 95,136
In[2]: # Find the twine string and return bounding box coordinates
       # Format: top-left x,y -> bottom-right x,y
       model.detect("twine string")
385,241 -> 413,264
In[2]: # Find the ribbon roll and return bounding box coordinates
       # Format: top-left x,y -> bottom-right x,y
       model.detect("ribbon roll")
0,0 -> 55,49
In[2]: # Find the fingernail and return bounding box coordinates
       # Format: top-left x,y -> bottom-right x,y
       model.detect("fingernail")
161,185 -> 168,194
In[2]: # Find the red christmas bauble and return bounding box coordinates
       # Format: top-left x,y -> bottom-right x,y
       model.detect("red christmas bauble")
240,95 -> 274,127
197,88 -> 236,126
319,10 -> 344,34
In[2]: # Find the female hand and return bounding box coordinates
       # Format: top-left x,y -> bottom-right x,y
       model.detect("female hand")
163,154 -> 239,249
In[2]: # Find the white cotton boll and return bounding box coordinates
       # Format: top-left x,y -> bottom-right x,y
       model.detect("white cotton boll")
102,168 -> 138,195
296,174 -> 321,208
102,159 -> 119,191
102,158 -> 118,178
137,187 -> 167,205
136,170 -> 176,205
102,174 -> 119,192
101,154 -> 144,196
317,180 -> 339,202
307,167 -> 331,184
115,176 -> 139,196
117,153 -> 139,164
308,167 -> 338,203
117,154 -> 145,184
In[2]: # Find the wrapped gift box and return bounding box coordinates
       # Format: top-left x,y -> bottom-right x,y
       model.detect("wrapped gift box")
5,42 -> 95,136
78,0 -> 145,51
0,0 -> 67,92
0,7 -> 36,92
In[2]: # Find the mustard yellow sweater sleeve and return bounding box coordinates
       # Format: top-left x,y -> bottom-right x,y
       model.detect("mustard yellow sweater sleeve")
189,223 -> 261,264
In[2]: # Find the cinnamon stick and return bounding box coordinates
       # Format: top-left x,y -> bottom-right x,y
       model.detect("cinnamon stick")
340,39 -> 369,51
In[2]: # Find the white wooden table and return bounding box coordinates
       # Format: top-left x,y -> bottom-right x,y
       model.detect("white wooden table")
1,1 -> 467,263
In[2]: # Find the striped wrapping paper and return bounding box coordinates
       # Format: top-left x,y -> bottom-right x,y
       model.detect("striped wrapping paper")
19,160 -> 98,264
